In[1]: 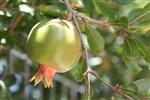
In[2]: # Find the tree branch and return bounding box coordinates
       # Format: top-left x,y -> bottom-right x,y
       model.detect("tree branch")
85,70 -> 136,100
63,1 -> 137,100
0,0 -> 7,9
74,12 -> 115,34
74,12 -> 108,25
63,0 -> 91,100
8,12 -> 24,34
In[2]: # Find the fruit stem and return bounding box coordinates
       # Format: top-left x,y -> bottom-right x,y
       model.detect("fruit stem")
63,0 -> 91,100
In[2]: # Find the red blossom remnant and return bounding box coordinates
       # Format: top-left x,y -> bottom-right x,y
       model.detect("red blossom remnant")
64,13 -> 73,20
118,29 -> 128,44
112,84 -> 122,94
30,64 -> 57,88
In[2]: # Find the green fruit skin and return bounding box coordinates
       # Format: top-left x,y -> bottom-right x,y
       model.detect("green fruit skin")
27,19 -> 81,73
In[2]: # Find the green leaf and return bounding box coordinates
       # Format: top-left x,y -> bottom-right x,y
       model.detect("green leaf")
123,37 -> 139,57
134,77 -> 150,92
39,5 -> 67,17
123,83 -> 138,95
0,31 -> 14,48
122,36 -> 150,73
112,0 -> 135,4
128,3 -> 150,28
123,37 -> 150,62
85,23 -> 105,55
113,16 -> 129,28
123,57 -> 142,74
135,40 -> 150,62
122,39 -> 131,57
136,30 -> 150,47
127,37 -> 141,56
92,1 -> 119,19
82,0 -> 95,17
70,59 -> 86,82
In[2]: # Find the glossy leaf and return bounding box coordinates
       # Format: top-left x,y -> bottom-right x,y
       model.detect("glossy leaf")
85,23 -> 105,55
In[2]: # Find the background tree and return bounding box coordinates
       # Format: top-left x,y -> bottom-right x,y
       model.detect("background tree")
0,0 -> 150,100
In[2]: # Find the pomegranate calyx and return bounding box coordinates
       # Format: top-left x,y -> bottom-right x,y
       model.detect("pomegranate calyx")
30,64 -> 57,88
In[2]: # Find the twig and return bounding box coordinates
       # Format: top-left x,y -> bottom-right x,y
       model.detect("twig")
119,91 -> 135,100
74,12 -> 115,34
8,12 -> 24,34
63,1 -> 137,100
74,12 -> 108,25
85,70 -> 136,100
85,71 -> 113,88
0,0 -> 7,9
63,0 -> 91,100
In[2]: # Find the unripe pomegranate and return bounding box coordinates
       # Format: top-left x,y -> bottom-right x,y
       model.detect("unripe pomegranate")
26,19 -> 81,88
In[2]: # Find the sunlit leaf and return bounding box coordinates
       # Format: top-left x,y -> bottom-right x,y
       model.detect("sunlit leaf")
85,23 -> 105,55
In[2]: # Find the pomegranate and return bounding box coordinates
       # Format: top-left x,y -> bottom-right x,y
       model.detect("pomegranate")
26,19 -> 81,88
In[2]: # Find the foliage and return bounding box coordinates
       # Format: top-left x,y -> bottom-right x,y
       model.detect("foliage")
0,0 -> 150,99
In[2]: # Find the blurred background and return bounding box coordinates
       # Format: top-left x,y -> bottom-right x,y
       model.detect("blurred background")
0,0 -> 150,100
